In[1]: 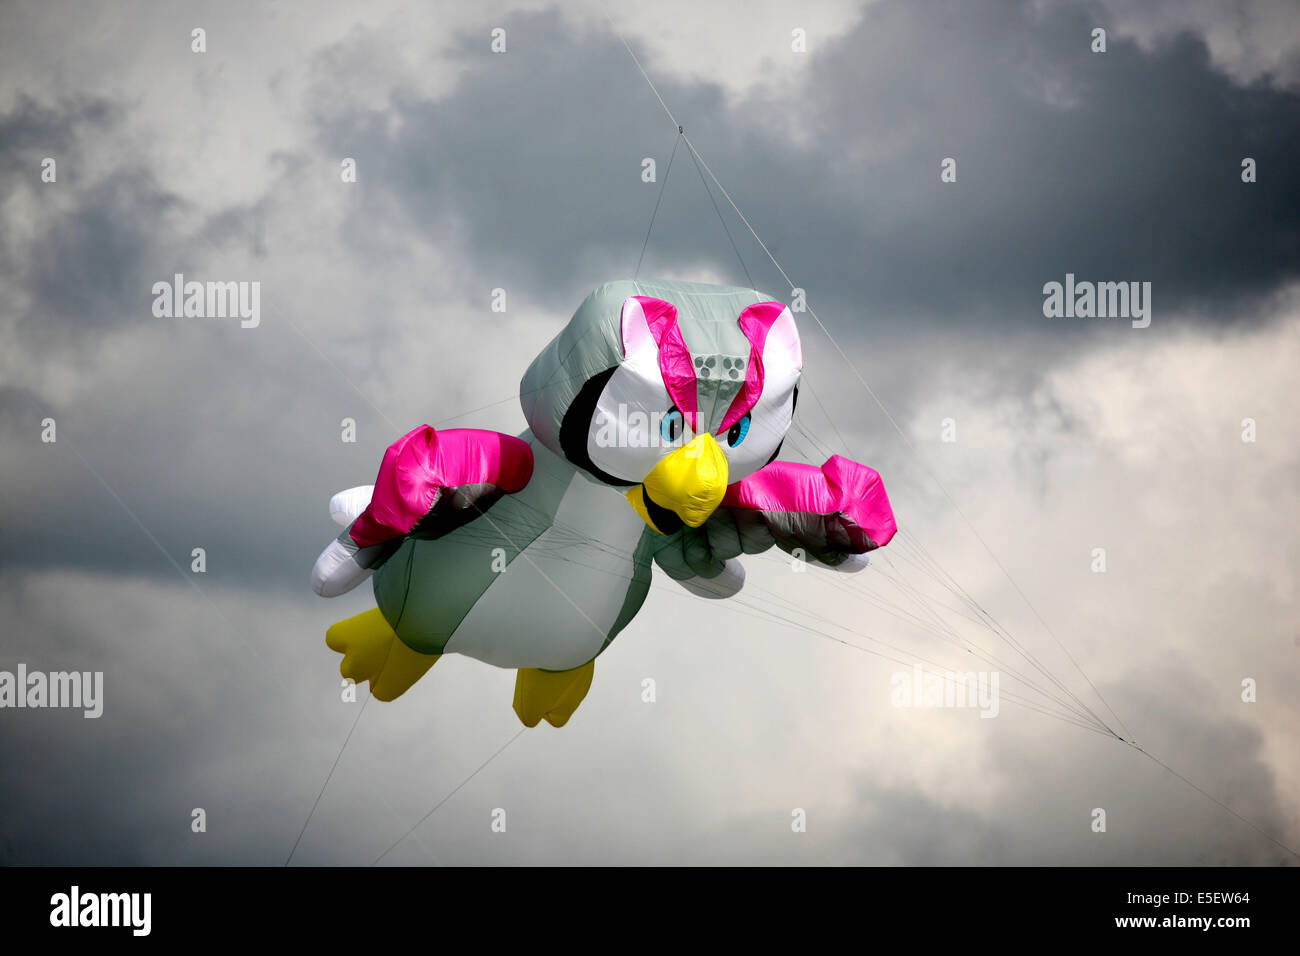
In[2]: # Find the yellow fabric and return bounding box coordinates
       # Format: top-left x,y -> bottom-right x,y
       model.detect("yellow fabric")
626,432 -> 729,532
326,608 -> 439,701
512,661 -> 595,728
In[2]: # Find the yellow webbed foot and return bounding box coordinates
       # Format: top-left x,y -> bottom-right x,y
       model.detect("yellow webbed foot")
326,608 -> 438,701
512,661 -> 595,728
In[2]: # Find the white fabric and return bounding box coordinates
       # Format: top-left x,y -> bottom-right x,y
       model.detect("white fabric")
329,485 -> 374,527
311,538 -> 374,597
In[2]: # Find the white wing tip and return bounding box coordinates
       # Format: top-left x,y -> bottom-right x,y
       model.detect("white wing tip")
329,485 -> 375,527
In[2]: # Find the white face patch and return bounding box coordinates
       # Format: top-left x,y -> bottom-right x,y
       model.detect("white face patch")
587,349 -> 695,484
715,366 -> 798,481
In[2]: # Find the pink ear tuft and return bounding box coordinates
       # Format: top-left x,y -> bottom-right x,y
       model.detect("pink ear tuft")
766,306 -> 803,371
738,302 -> 803,371
618,295 -> 699,429
621,296 -> 677,356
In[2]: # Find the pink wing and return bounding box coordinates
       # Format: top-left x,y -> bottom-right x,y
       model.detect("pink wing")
349,425 -> 534,548
721,455 -> 897,559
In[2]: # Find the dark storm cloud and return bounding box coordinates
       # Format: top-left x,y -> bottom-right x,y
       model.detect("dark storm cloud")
0,89 -> 407,592
22,171 -> 186,337
0,98 -> 184,341
0,95 -> 117,159
312,8 -> 760,312
803,0 -> 1300,325
319,2 -> 1299,337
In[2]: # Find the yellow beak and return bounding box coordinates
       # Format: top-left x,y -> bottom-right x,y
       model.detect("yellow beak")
625,432 -> 729,534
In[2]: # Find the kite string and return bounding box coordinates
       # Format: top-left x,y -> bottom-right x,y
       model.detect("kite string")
285,695 -> 370,865
635,132 -> 680,278
879,538 -> 1117,733
478,474 -> 1106,730
480,518 -> 1110,735
609,24 -> 1127,741
680,129 -> 1134,744
371,728 -> 527,866
682,134 -> 755,290
504,458 -> 1110,730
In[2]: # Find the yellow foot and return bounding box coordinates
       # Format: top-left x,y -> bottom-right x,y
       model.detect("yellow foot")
325,608 -> 438,702
512,661 -> 595,728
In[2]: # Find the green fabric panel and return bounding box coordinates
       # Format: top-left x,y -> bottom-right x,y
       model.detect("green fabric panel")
649,504 -> 797,582
648,530 -> 695,581
703,509 -> 746,560
372,432 -> 572,656
682,525 -> 725,577
593,526 -> 657,660
649,523 -> 733,581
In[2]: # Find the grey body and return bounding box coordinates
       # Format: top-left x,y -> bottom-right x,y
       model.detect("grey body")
372,432 -> 656,669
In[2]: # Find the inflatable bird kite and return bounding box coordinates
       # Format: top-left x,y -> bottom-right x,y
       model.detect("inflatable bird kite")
312,279 -> 896,727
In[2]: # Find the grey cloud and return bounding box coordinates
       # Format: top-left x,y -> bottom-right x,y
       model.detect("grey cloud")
0,0 -> 1296,867
316,3 -> 1299,334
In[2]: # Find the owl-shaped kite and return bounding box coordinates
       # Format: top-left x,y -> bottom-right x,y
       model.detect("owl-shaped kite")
312,279 -> 896,726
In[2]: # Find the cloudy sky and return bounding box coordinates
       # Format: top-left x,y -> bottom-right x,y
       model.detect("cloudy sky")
1,0 -> 1297,865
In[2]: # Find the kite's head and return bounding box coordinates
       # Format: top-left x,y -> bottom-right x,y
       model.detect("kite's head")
521,281 -> 802,534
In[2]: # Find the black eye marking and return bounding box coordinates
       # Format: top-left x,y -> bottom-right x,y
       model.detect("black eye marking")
560,367 -> 634,486
726,413 -> 751,447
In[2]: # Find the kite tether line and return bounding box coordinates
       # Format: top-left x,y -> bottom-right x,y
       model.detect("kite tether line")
635,132 -> 679,278
612,22 -> 1124,741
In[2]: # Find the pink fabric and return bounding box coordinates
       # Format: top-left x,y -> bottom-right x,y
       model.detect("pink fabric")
349,425 -> 534,547
718,301 -> 784,432
722,455 -> 897,550
622,296 -> 700,431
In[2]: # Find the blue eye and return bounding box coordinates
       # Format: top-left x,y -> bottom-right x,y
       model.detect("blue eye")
726,414 -> 751,447
661,408 -> 684,443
